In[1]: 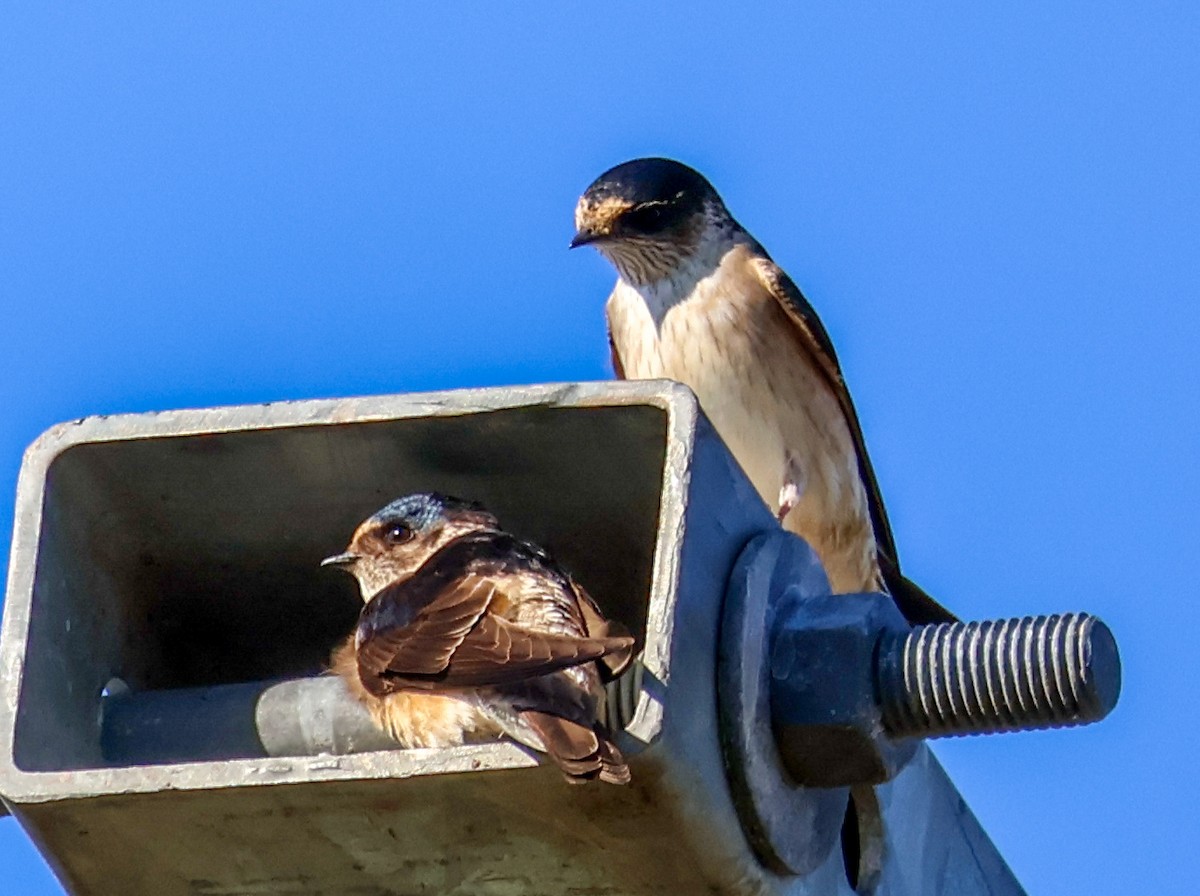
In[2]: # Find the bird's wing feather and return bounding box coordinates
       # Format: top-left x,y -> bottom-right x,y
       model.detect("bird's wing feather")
573,579 -> 634,680
607,312 -> 627,378
357,573 -> 498,683
356,532 -> 635,692
748,249 -> 955,624
429,614 -> 631,687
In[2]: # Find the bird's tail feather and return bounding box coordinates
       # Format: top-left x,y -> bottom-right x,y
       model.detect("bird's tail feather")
521,710 -> 630,785
879,555 -> 957,625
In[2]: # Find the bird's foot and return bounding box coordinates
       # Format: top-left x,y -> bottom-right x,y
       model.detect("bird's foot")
777,482 -> 802,523
777,450 -> 806,523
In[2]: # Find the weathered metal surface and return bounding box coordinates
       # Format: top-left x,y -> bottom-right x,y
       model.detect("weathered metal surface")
0,381 -> 1025,895
8,747 -> 1021,896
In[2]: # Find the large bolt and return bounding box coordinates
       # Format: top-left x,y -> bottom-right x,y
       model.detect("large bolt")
877,613 -> 1120,738
722,531 -> 1124,870
767,591 -> 1122,787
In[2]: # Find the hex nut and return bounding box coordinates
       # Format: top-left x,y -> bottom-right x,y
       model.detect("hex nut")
769,590 -> 917,788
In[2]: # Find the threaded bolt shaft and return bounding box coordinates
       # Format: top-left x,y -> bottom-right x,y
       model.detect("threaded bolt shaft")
877,613 -> 1121,739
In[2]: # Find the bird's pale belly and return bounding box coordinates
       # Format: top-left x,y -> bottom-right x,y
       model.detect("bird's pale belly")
608,289 -> 879,593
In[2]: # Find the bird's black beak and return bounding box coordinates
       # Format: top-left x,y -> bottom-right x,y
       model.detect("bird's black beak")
569,228 -> 604,249
321,552 -> 359,569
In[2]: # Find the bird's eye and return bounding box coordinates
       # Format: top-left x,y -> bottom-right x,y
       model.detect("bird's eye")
383,524 -> 413,545
621,203 -> 669,235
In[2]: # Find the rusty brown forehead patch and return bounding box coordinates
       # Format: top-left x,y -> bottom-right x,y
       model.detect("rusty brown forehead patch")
574,194 -> 636,232
350,518 -> 376,546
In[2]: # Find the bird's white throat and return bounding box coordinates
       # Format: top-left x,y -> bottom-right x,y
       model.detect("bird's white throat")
608,226 -> 741,329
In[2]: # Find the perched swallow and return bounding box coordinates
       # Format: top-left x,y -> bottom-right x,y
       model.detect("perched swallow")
573,158 -> 952,623
324,492 -> 634,784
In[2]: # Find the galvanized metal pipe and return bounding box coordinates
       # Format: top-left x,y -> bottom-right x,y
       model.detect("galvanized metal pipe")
101,676 -> 400,764
100,612 -> 1121,775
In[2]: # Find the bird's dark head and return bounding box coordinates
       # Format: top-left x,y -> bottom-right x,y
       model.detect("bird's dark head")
572,158 -> 734,282
322,492 -> 499,599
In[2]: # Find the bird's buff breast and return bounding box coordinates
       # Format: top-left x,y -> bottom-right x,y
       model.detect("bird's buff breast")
606,253 -> 877,592
329,638 -> 498,748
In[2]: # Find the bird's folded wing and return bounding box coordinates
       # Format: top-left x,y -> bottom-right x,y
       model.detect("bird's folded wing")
426,614 -> 633,687
749,250 -> 956,624
573,580 -> 634,680
357,573 -> 498,686
606,319 -> 627,379
357,565 -> 635,691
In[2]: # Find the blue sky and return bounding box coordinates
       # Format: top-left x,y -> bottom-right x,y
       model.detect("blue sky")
2,4 -> 1197,893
